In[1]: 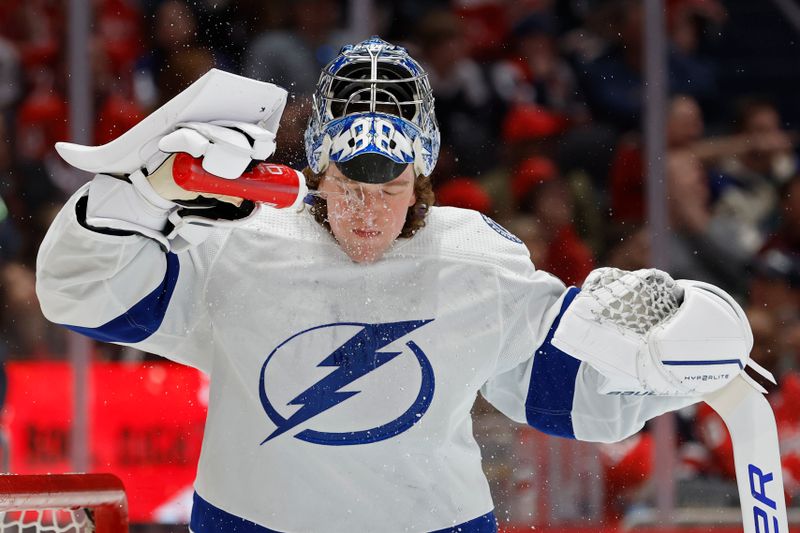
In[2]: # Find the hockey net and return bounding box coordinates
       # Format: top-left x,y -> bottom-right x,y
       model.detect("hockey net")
0,474 -> 128,533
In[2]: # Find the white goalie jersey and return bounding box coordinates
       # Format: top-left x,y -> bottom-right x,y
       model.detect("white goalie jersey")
36,185 -> 694,533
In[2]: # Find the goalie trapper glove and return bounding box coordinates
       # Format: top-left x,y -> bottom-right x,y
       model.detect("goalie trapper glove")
551,268 -> 772,396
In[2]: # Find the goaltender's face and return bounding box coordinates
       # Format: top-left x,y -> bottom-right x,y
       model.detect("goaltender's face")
319,163 -> 417,264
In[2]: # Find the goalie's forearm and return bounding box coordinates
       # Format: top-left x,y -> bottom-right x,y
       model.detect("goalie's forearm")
36,183 -> 220,371
570,364 -> 697,442
35,184 -> 174,332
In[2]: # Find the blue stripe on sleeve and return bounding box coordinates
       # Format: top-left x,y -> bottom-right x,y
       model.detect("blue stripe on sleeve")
62,252 -> 180,343
190,492 -> 497,533
525,287 -> 582,439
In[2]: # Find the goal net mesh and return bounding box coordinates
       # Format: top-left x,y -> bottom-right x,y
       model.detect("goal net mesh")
0,509 -> 94,533
0,474 -> 127,533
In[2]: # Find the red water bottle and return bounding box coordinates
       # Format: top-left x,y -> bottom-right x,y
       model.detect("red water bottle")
171,152 -> 308,209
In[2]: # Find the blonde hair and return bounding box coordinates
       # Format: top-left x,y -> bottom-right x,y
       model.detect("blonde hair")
302,167 -> 435,238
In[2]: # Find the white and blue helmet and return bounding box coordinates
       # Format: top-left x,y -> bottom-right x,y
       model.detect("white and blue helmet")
305,37 -> 440,183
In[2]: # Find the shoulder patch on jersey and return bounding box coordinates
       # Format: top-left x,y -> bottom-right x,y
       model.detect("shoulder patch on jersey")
481,214 -> 523,244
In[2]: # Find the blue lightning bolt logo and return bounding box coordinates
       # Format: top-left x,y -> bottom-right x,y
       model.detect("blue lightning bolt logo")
259,320 -> 435,446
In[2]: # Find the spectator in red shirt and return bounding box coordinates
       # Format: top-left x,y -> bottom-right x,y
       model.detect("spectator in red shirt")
512,156 -> 595,285
435,178 -> 493,215
609,94 -> 705,225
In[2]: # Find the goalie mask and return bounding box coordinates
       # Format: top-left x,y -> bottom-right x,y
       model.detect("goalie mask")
304,37 -> 440,184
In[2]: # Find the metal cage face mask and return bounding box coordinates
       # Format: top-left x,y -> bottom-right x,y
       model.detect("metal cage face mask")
305,37 -> 440,182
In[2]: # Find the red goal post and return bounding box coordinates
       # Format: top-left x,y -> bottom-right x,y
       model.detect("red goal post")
0,473 -> 128,533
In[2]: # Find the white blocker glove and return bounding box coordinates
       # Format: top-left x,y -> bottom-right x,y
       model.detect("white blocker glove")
84,120 -> 276,251
154,120 -> 276,178
551,268 -> 772,396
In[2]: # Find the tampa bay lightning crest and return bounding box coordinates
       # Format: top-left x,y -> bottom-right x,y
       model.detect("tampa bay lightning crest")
259,320 -> 435,446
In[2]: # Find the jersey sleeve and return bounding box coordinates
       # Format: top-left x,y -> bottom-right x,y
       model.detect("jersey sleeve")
479,224 -> 697,443
36,182 -> 229,373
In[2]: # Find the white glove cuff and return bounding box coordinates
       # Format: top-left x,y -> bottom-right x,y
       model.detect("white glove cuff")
85,173 -> 176,248
164,203 -> 262,253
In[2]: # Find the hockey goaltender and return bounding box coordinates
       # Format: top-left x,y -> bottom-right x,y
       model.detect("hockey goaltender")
36,38 -> 786,533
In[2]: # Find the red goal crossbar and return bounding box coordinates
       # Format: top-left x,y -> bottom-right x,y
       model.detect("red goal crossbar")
0,473 -> 128,533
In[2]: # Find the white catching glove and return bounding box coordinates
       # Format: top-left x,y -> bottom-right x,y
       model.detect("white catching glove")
551,268 -> 772,396
84,120 -> 276,251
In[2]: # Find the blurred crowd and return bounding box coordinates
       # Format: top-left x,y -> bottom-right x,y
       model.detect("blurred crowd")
1,0 -> 799,522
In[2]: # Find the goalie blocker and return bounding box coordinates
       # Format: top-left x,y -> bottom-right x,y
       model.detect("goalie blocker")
57,69 -> 309,252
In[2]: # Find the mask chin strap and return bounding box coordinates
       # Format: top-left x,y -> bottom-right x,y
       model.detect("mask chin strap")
336,153 -> 408,184
413,136 -> 428,177
317,135 -> 332,173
